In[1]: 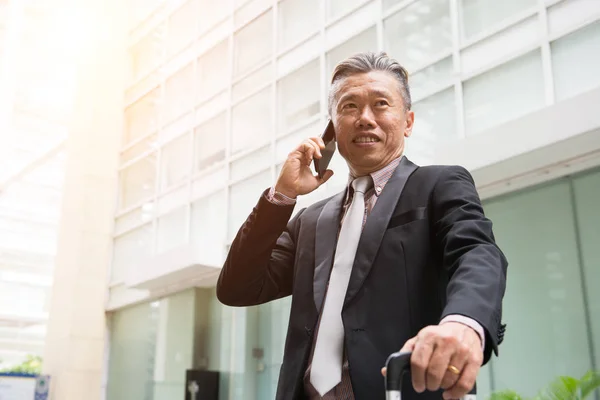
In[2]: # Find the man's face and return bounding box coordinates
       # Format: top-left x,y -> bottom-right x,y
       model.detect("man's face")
332,70 -> 414,177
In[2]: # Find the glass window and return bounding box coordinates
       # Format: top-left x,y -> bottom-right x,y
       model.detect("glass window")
278,0 -> 320,49
230,146 -> 272,181
277,59 -> 320,132
254,298 -> 293,398
275,120 -> 321,163
167,1 -> 197,57
460,15 -> 539,77
121,300 -> 158,397
552,20 -> 600,102
203,290 -> 293,399
547,0 -> 600,37
124,88 -> 160,146
128,0 -> 163,27
326,0 -> 366,20
572,169 -> 600,369
192,166 -> 227,198
158,185 -> 187,215
412,87 -> 456,143
409,56 -> 454,100
408,87 -> 455,165
382,0 -> 402,11
231,87 -> 272,154
233,10 -> 273,77
107,290 -> 199,400
111,223 -> 154,283
196,91 -> 228,124
120,154 -> 157,210
160,134 -> 192,190
228,170 -> 271,241
194,112 -> 227,172
459,0 -> 537,42
232,63 -> 273,102
463,50 -> 544,136
383,0 -> 452,71
484,180 -> 594,396
234,0 -> 272,29
197,40 -> 230,103
121,134 -> 158,165
199,0 -> 231,34
157,206 -> 187,253
165,63 -> 195,123
130,24 -> 165,79
326,27 -> 377,78
191,190 -> 227,265
115,203 -> 154,235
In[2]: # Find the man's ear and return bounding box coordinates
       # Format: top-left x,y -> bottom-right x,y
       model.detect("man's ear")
404,110 -> 415,138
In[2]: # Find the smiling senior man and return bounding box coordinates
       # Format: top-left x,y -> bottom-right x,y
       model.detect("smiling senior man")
217,51 -> 508,400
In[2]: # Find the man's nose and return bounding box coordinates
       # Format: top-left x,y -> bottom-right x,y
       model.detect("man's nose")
355,106 -> 376,128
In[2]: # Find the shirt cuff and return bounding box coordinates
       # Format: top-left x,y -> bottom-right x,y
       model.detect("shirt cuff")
440,315 -> 485,351
267,186 -> 297,206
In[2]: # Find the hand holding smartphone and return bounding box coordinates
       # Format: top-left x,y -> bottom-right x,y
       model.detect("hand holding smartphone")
314,120 -> 336,179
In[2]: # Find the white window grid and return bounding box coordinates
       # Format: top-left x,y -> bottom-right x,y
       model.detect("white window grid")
109,0 -> 600,286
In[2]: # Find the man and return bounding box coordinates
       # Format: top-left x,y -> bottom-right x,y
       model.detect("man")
217,52 -> 507,400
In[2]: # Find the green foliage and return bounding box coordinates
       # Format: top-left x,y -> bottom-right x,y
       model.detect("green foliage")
490,371 -> 600,400
490,390 -> 524,400
0,355 -> 43,375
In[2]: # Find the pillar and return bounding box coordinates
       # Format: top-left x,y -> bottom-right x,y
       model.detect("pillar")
42,0 -> 127,398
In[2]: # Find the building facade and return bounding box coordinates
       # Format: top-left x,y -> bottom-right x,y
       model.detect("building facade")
42,0 -> 600,399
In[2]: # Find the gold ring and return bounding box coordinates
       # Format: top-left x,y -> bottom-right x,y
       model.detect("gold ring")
447,365 -> 461,375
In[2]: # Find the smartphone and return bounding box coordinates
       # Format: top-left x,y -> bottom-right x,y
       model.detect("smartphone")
313,120 -> 336,179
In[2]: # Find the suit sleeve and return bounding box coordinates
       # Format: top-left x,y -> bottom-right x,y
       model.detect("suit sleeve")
432,166 -> 508,364
216,189 -> 304,307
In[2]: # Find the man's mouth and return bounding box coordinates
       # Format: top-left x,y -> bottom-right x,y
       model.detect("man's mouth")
353,135 -> 380,143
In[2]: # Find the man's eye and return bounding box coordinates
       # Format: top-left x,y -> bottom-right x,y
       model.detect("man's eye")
343,103 -> 357,109
375,100 -> 389,106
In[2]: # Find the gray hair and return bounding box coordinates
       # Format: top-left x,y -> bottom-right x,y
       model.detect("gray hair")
327,51 -> 411,116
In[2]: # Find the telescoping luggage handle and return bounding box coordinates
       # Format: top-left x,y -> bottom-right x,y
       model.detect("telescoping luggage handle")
384,351 -> 477,400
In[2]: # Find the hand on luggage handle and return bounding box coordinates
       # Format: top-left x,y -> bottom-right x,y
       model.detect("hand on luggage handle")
384,350 -> 477,400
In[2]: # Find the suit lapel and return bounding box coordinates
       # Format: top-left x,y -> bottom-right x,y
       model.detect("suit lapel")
313,191 -> 345,312
343,157 -> 418,307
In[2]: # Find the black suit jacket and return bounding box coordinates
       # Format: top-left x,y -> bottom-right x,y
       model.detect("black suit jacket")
217,157 -> 508,400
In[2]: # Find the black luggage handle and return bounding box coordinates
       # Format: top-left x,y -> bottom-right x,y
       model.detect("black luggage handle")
384,351 -> 477,400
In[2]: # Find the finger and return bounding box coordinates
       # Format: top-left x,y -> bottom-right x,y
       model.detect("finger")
299,142 -> 316,165
411,332 -> 435,393
425,340 -> 455,392
305,138 -> 322,158
400,337 -> 417,353
443,360 -> 479,400
440,346 -> 470,390
382,337 -> 416,379
309,136 -> 325,149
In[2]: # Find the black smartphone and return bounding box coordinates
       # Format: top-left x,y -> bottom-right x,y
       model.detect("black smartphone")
313,120 -> 336,179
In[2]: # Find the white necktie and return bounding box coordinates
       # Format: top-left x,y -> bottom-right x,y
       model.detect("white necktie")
310,176 -> 373,395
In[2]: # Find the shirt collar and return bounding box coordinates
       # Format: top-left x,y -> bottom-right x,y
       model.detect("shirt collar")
346,155 -> 404,198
